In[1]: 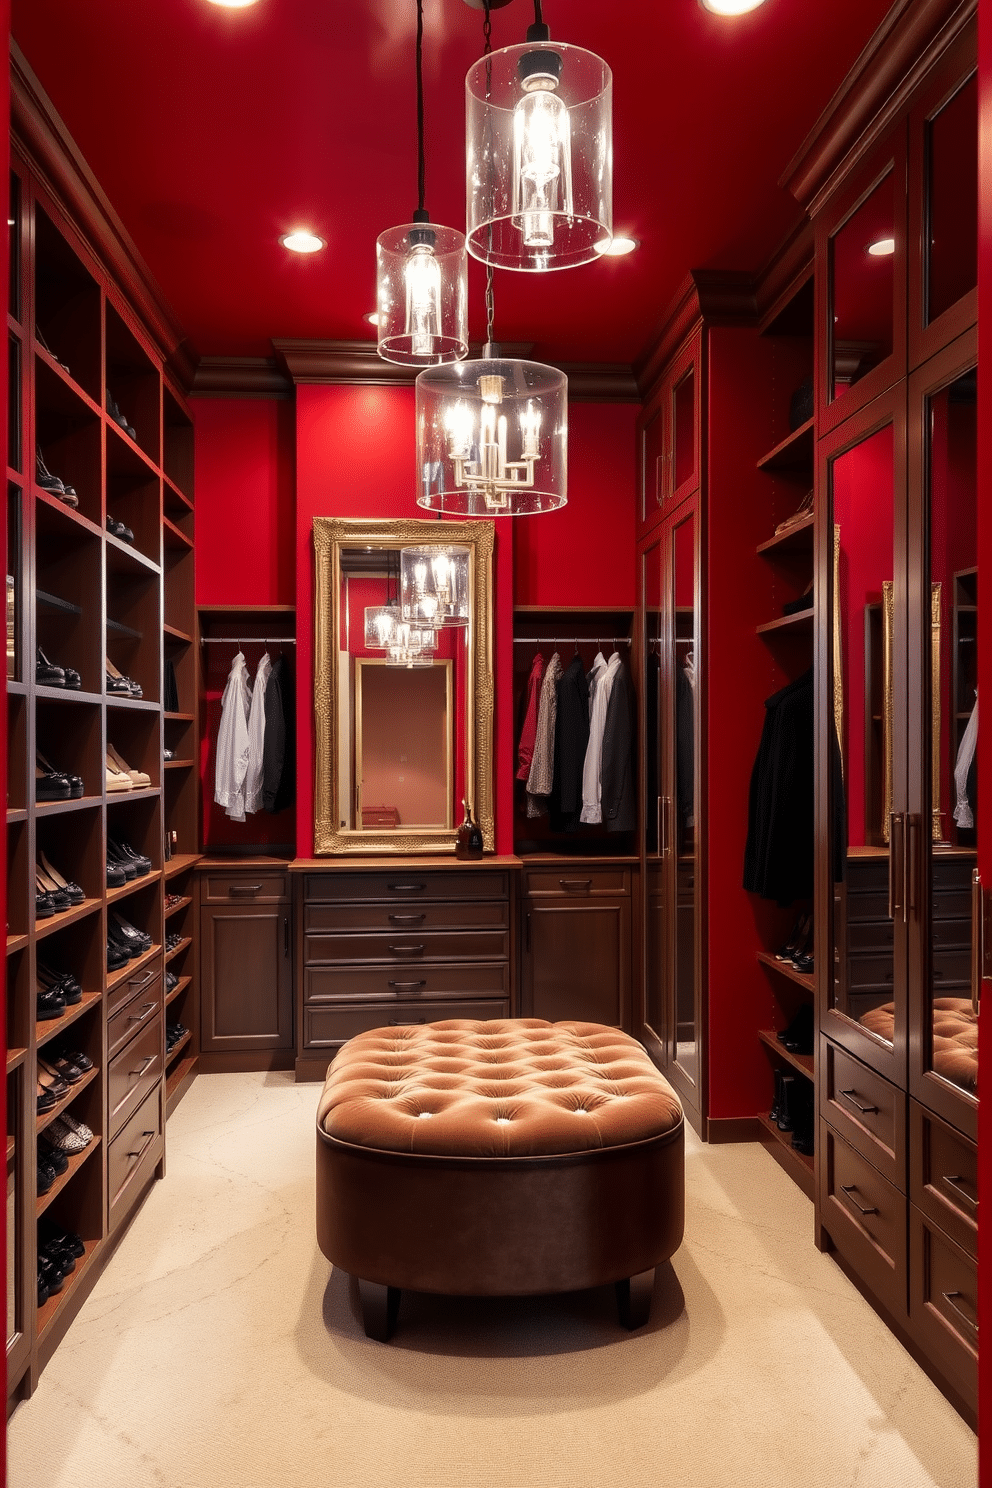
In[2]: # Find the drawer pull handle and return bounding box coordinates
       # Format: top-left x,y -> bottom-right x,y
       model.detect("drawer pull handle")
388,1018 -> 426,1026
129,1055 -> 156,1078
389,913 -> 426,924
839,1089 -> 879,1116
388,944 -> 425,956
230,884 -> 263,895
127,972 -> 154,988
942,1174 -> 979,1213
127,1001 -> 157,1023
840,1184 -> 878,1217
126,1130 -> 157,1161
941,1290 -> 978,1335
389,980 -> 427,992
387,883 -> 425,893
559,879 -> 592,891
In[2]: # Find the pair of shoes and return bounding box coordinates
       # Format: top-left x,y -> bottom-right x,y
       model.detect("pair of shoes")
108,911 -> 152,958
38,1137 -> 68,1177
36,983 -> 66,1018
36,861 -> 84,918
38,961 -> 82,1004
166,1022 -> 189,1054
108,838 -> 151,880
106,658 -> 142,698
35,449 -> 78,507
107,745 -> 150,789
777,1003 -> 814,1056
165,931 -> 184,953
41,1224 -> 85,1260
36,753 -> 83,799
37,1063 -> 71,1102
106,514 -> 135,544
48,1044 -> 92,1073
40,1053 -> 83,1086
107,940 -> 130,971
36,326 -> 70,376
165,970 -> 178,993
36,1080 -> 57,1112
106,390 -> 136,441
44,1113 -> 93,1154
36,647 -> 81,690
38,1252 -> 66,1299
38,855 -> 85,905
775,912 -> 810,962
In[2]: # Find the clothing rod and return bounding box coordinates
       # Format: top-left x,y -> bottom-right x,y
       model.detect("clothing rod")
200,637 -> 297,645
513,636 -> 632,646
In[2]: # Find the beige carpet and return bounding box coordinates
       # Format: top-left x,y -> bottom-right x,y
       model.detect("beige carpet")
8,1072 -> 977,1488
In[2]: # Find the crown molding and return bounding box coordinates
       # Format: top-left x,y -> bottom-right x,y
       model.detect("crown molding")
780,0 -> 975,216
635,270 -> 757,400
270,339 -> 637,402
190,357 -> 293,399
10,41 -> 196,389
754,220 -> 815,332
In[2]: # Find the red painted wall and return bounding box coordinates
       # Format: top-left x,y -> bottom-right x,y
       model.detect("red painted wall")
1,0 -> 9,1438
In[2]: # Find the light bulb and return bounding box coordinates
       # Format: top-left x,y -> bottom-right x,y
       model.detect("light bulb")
280,230 -> 324,254
431,553 -> 450,588
512,75 -> 573,248
404,238 -> 442,358
374,611 -> 396,647
519,400 -> 542,459
867,237 -> 895,257
443,400 -> 474,457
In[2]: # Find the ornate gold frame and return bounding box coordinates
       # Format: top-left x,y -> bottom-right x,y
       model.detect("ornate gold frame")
313,516 -> 495,855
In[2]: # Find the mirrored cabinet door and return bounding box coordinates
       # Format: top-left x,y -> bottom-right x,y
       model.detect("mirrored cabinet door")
669,508 -> 700,1106
908,330 -> 978,1141
823,391 -> 909,1082
642,535 -> 665,1057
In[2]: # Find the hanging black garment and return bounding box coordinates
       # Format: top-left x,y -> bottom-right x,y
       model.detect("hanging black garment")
676,667 -> 694,829
163,658 -> 179,714
743,667 -> 814,905
645,650 -> 661,852
601,657 -> 636,833
262,654 -> 296,813
550,655 -> 590,832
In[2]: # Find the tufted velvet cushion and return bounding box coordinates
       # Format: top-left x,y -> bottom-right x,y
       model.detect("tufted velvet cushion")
317,1017 -> 684,1158
860,997 -> 978,1091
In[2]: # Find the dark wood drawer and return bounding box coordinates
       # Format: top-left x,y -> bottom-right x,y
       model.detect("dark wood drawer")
304,899 -> 508,934
847,920 -> 893,952
909,1205 -> 977,1409
107,976 -> 162,1059
931,917 -> 971,950
108,1013 -> 163,1138
306,999 -> 509,1049
304,871 -> 508,903
107,961 -> 161,1020
200,872 -> 290,904
108,1083 -> 163,1230
306,962 -> 510,1003
524,868 -> 630,897
910,1101 -> 977,1258
304,929 -> 510,965
931,948 -> 970,988
821,1038 -> 905,1188
843,891 -> 889,921
819,1122 -> 907,1317
848,955 -> 896,989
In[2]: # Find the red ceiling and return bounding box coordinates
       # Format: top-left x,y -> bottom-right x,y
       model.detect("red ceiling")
11,0 -> 896,367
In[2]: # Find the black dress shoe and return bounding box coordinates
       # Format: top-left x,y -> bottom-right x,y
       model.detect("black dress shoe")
36,1082 -> 57,1113
38,961 -> 81,998
38,1254 -> 65,1292
35,770 -> 72,801
37,967 -> 81,1007
40,1238 -> 75,1275
109,838 -> 151,875
37,1159 -> 57,1195
107,941 -> 131,970
106,391 -> 136,441
36,648 -> 65,687
43,1225 -> 85,1259
106,671 -> 132,694
36,890 -> 56,920
107,860 -> 128,888
56,1048 -> 93,1073
37,756 -> 83,799
775,911 -> 810,962
110,912 -> 152,951
37,985 -> 66,1020
776,1073 -> 796,1133
106,515 -> 135,544
107,844 -> 137,881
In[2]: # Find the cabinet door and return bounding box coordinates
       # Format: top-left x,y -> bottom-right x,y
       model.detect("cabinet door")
821,385 -> 908,1085
637,333 -> 701,531
523,898 -> 629,1029
907,327 -> 978,1141
200,902 -> 293,1051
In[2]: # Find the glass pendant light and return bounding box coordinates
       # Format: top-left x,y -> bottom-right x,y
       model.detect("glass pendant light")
363,603 -> 401,650
377,0 -> 468,364
466,0 -> 612,271
400,545 -> 472,626
386,622 -> 438,667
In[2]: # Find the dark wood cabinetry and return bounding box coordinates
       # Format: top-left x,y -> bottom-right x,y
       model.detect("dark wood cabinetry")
519,863 -> 632,1030
294,861 -> 514,1081
198,866 -> 293,1063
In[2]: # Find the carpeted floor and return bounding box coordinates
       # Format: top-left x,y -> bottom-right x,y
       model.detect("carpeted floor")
8,1071 -> 977,1488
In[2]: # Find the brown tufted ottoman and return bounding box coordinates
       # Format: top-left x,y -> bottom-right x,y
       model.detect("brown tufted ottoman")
316,1018 -> 685,1340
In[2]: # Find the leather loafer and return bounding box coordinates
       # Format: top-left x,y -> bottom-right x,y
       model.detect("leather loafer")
36,1081 -> 57,1113
110,912 -> 152,951
56,1047 -> 93,1073
109,837 -> 151,875
36,650 -> 65,687
107,941 -> 131,970
40,1053 -> 82,1085
35,769 -> 72,801
37,1159 -> 58,1195
43,1226 -> 85,1260
40,1238 -> 75,1274
36,890 -> 56,919
106,672 -> 132,695
38,1254 -> 65,1292
37,985 -> 66,1020
38,961 -> 81,999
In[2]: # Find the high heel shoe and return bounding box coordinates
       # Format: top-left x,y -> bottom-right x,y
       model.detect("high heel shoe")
38,854 -> 85,905
106,744 -> 150,788
35,763 -> 72,801
35,871 -> 70,913
37,753 -> 83,799
106,756 -> 134,793
105,657 -> 142,698
37,647 -> 81,690
775,911 -> 810,962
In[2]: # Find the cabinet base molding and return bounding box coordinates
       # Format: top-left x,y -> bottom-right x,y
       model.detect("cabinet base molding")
198,1051 -> 295,1075
706,1116 -> 761,1144
296,1055 -> 335,1084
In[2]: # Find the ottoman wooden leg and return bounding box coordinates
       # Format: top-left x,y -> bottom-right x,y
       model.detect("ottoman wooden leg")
615,1268 -> 655,1330
358,1278 -> 401,1342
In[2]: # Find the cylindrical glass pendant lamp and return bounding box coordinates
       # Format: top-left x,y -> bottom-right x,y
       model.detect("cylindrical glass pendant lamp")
363,604 -> 400,650
376,222 -> 469,365
400,545 -> 471,626
415,356 -> 567,514
466,42 -> 612,271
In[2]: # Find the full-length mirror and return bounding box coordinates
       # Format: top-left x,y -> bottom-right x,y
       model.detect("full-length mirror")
313,517 -> 494,854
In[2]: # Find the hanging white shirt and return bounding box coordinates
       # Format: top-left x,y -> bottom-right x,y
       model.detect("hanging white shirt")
953,693 -> 978,829
214,651 -> 252,822
580,651 -> 621,825
244,652 -> 272,815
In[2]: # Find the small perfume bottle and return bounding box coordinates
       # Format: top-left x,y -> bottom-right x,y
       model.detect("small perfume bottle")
455,800 -> 483,859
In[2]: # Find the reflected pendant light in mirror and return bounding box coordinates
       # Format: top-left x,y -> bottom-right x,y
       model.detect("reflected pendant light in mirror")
465,0 -> 612,271
363,603 -> 401,649
386,621 -> 438,667
401,544 -> 472,625
376,0 -> 468,364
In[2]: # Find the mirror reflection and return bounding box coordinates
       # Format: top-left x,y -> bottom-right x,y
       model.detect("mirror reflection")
672,513 -> 697,1084
831,173 -> 895,402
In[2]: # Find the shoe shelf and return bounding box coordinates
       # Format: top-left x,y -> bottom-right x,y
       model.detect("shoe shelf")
165,974 -> 191,1009
106,537 -> 160,578
166,1054 -> 197,1116
34,898 -> 102,942
164,894 -> 192,920
165,1028 -> 192,1068
756,950 -> 814,993
164,936 -> 192,965
35,991 -> 102,1051
107,869 -> 163,906
34,491 -> 103,542
7,933 -> 30,957
755,514 -> 814,557
163,623 -> 194,646
7,807 -> 28,824
36,1237 -> 101,1342
756,1113 -> 815,1200
35,1064 -> 99,1132
106,944 -> 162,995
34,686 -> 103,707
106,415 -> 160,481
163,475 -> 193,514
164,710 -> 194,723
755,610 -> 814,637
7,1046 -> 28,1073
756,416 -> 814,473
105,697 -> 159,715
164,758 -> 195,771
35,589 -> 81,618
33,340 -> 103,418
164,852 -> 202,879
35,794 -> 103,817
35,1135 -> 102,1219
106,786 -> 160,806
7,678 -> 29,697
104,616 -> 143,641
757,1028 -> 814,1079
163,518 -> 192,553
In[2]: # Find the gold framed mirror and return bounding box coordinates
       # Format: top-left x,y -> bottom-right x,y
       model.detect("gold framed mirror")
313,516 -> 495,855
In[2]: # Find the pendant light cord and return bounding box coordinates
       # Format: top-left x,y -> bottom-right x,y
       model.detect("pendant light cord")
415,0 -> 426,214
482,0 -> 496,350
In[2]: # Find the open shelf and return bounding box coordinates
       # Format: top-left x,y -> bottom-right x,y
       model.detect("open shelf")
164,852 -> 202,879
36,990 -> 102,1050
756,514 -> 814,556
36,1236 -> 101,1341
34,897 -> 102,942
165,973 -> 192,1009
107,869 -> 163,905
164,895 -> 192,920
165,1027 -> 192,1066
166,1054 -> 198,1116
757,1028 -> 814,1079
36,1135 -> 102,1218
756,417 -> 814,472
36,1062 -> 99,1131
756,1113 -> 815,1200
756,610 -> 814,636
756,950 -> 815,993
164,936 -> 192,965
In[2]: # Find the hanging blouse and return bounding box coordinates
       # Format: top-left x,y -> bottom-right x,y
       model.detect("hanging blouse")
516,652 -> 545,781
580,651 -> 620,825
244,652 -> 272,815
526,652 -> 562,817
954,693 -> 978,829
214,651 -> 252,822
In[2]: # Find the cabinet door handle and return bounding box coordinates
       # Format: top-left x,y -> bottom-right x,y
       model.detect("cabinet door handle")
388,913 -> 426,924
840,1183 -> 878,1217
941,1290 -> 978,1335
387,883 -> 425,893
839,1089 -> 879,1116
229,883 -> 262,896
888,813 -> 904,922
129,1055 -> 157,1079
388,980 -> 426,992
942,1174 -> 979,1213
388,944 -> 425,956
558,879 -> 592,891
127,1001 -> 156,1023
388,1018 -> 426,1026
905,813 -> 919,918
972,869 -> 984,1017
283,916 -> 289,955
127,1130 -> 157,1161
526,911 -> 531,952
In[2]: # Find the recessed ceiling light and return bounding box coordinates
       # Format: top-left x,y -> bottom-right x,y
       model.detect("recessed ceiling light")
594,236 -> 638,257
280,231 -> 325,254
867,237 -> 896,257
365,312 -> 380,327
699,0 -> 767,13
206,0 -> 260,8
